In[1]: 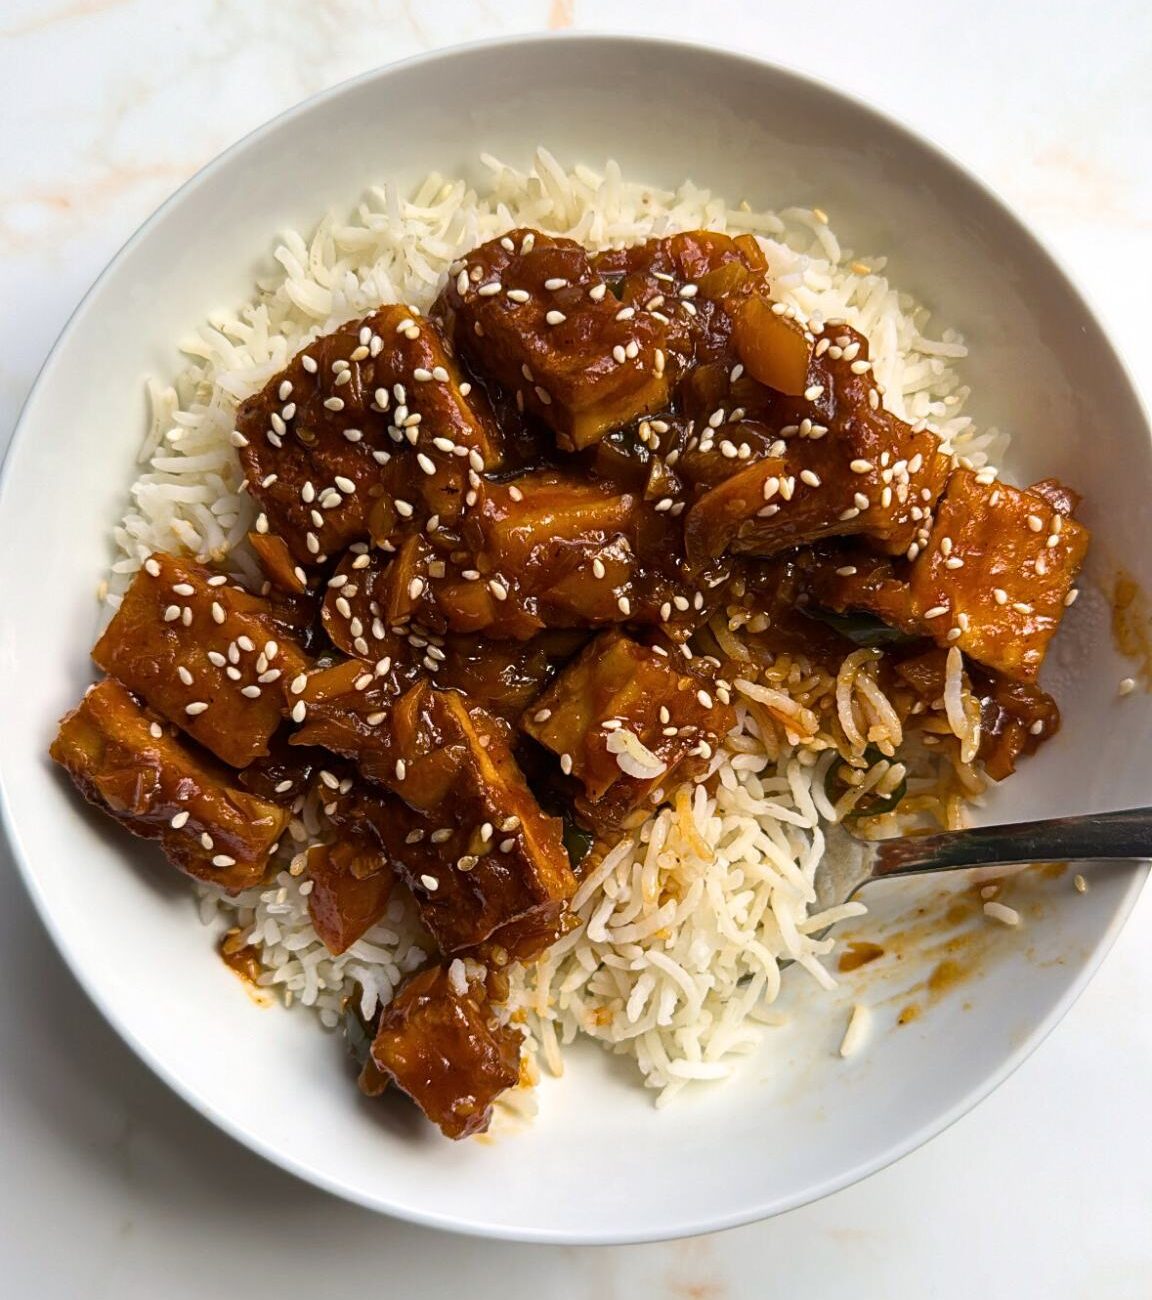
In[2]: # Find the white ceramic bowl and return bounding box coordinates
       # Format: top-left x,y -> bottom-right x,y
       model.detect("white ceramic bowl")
1,35 -> 1149,1244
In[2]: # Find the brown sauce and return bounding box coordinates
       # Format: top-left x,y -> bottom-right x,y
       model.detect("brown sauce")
1111,570 -> 1152,688
837,940 -> 885,972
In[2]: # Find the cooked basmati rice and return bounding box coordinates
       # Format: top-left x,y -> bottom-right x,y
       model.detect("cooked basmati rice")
110,150 -> 998,1110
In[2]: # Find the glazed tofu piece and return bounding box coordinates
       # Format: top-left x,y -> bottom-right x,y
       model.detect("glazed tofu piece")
235,306 -> 503,567
364,681 -> 576,955
521,630 -> 736,825
368,964 -> 522,1139
92,553 -> 312,768
51,678 -> 287,893
404,470 -> 694,639
683,325 -> 949,565
441,228 -> 670,449
289,655 -> 422,781
594,230 -> 812,387
304,837 -> 394,955
908,469 -> 1089,681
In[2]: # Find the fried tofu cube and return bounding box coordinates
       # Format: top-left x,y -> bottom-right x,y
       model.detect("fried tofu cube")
521,630 -> 736,825
594,230 -> 773,372
304,837 -> 394,955
908,469 -> 1089,681
368,964 -> 522,1139
363,682 -> 576,955
442,229 -> 670,449
92,553 -> 312,768
236,307 -> 502,566
51,678 -> 287,893
683,326 -> 949,565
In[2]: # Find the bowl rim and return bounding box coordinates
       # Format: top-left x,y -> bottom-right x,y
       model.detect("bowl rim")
1,30 -> 1149,1244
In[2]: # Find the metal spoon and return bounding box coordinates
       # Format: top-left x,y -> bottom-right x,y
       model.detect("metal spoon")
812,805 -> 1152,916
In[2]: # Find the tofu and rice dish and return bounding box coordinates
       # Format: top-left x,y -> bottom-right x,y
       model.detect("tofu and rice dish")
51,153 -> 1088,1140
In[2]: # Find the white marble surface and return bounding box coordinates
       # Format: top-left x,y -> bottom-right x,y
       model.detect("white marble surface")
2,2 -> 1151,1295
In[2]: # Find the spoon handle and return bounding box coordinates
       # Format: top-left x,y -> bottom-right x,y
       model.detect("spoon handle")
870,806 -> 1152,880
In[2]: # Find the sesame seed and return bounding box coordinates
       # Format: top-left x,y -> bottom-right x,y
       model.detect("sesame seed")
395,759 -> 407,781
149,722 -> 164,739
544,277 -> 568,291
1026,514 -> 1044,532
612,345 -> 627,364
163,605 -> 180,623
592,557 -> 606,580
534,386 -> 552,406
365,711 -> 387,726
560,753 -> 573,775
1074,874 -> 1087,893
836,566 -> 858,577
589,283 -> 608,301
506,288 -> 530,304
416,452 -> 437,476
1064,588 -> 1079,607
804,384 -> 824,401
419,874 -> 438,891
697,689 -> 713,709
533,708 -> 552,723
615,306 -> 635,321
923,605 -> 949,620
212,855 -> 236,868
177,666 -> 194,686
800,469 -> 821,487
239,685 -> 261,699
488,578 -> 509,601
478,282 -> 501,297
185,702 -> 209,716
545,310 -> 566,326
617,595 -> 631,616
499,838 -> 516,854
291,701 -> 308,723
170,811 -> 190,829
323,396 -> 345,412
1119,677 -> 1136,696
394,499 -> 414,519
408,577 -> 425,600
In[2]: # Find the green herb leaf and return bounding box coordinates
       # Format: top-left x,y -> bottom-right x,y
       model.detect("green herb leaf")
804,606 -> 913,648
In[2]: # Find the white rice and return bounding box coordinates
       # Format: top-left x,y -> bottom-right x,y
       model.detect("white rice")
108,149 -> 999,1107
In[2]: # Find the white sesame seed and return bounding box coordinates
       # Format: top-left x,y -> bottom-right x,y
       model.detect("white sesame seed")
478,282 -> 502,297
170,811 -> 190,829
560,753 -> 573,775
185,702 -> 209,716
419,874 -> 438,891
488,578 -> 509,601
697,689 -> 713,709
291,701 -> 307,723
589,283 -> 607,301
1119,677 -> 1137,696
612,344 -> 627,364
545,310 -> 566,326
617,595 -> 631,616
395,759 -> 407,781
212,855 -> 237,868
